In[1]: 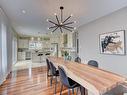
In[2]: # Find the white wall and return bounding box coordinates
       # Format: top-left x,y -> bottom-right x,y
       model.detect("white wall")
12,36 -> 17,64
78,6 -> 127,77
0,17 -> 2,85
0,8 -> 17,85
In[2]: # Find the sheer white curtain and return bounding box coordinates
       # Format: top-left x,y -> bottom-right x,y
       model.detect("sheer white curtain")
12,36 -> 17,64
1,23 -> 7,77
0,21 -> 2,84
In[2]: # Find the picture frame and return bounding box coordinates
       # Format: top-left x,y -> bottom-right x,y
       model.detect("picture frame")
99,30 -> 126,55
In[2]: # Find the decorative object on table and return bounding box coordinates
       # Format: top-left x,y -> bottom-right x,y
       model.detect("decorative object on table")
62,51 -> 70,60
47,6 -> 76,33
99,30 -> 125,55
88,60 -> 98,67
75,57 -> 81,63
64,51 -> 69,60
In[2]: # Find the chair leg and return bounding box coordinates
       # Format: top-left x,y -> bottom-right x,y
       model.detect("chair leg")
80,86 -> 86,95
50,76 -> 53,86
60,84 -> 63,95
76,87 -> 79,95
54,76 -> 57,94
72,88 -> 74,95
68,89 -> 70,95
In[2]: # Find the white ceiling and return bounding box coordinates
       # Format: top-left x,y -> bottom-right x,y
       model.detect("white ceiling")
0,0 -> 127,36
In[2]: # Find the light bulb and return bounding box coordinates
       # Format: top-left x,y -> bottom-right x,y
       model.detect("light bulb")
74,27 -> 76,30
47,27 -> 50,30
70,14 -> 73,17
61,32 -> 64,35
54,13 -> 57,16
38,37 -> 41,41
47,19 -> 49,22
74,21 -> 76,23
31,37 -> 34,41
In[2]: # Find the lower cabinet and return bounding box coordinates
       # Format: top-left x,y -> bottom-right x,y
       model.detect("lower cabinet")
18,52 -> 25,61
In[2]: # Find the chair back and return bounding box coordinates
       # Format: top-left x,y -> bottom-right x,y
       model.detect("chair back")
58,66 -> 70,87
74,57 -> 81,63
49,62 -> 57,75
46,59 -> 50,70
88,60 -> 98,67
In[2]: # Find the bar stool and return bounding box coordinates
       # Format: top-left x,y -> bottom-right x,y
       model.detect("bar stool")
88,60 -> 99,67
49,61 -> 59,94
38,53 -> 43,63
58,66 -> 80,95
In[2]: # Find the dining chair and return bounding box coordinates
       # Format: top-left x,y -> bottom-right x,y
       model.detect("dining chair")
46,58 -> 50,77
49,61 -> 59,94
88,60 -> 99,67
58,66 -> 80,95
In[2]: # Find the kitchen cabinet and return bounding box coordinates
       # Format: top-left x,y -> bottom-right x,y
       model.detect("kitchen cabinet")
18,39 -> 29,48
18,52 -> 25,61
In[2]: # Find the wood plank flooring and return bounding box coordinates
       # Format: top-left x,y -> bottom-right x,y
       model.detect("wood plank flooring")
0,66 -> 77,95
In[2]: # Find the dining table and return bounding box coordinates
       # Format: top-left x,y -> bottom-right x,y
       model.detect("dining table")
48,56 -> 127,95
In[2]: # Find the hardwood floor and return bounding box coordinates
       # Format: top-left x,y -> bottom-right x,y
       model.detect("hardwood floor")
0,66 -> 78,95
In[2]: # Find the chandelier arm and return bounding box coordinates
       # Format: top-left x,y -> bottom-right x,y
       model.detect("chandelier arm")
49,26 -> 57,29
62,16 -> 71,23
60,27 -> 63,33
64,25 -> 74,29
47,6 -> 76,33
48,20 -> 58,25
52,27 -> 59,32
61,9 -> 63,23
56,15 -> 60,25
62,26 -> 72,32
63,22 -> 74,26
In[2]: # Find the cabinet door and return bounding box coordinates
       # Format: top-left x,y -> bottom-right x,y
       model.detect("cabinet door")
22,52 -> 26,60
23,39 -> 29,48
0,22 -> 2,84
18,39 -> 29,48
18,39 -> 24,48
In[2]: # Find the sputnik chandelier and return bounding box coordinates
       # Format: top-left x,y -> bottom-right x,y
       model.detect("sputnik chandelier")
47,6 -> 76,33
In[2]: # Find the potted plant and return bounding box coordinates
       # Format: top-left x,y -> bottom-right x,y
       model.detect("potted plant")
63,51 -> 69,60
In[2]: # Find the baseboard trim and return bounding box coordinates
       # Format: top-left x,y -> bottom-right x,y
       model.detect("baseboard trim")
0,76 -> 6,86
0,71 -> 11,86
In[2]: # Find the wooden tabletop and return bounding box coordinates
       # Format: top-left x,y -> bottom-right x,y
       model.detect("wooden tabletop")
48,56 -> 127,95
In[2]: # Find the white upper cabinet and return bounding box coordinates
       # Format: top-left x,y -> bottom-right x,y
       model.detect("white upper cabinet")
18,39 -> 29,48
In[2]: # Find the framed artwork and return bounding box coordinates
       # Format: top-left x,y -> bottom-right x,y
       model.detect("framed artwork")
99,30 -> 125,55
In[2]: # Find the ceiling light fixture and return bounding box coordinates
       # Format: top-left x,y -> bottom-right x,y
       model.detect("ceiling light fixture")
47,6 -> 76,33
22,10 -> 26,14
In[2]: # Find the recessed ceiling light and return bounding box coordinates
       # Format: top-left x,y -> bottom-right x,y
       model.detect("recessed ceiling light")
22,10 -> 26,14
